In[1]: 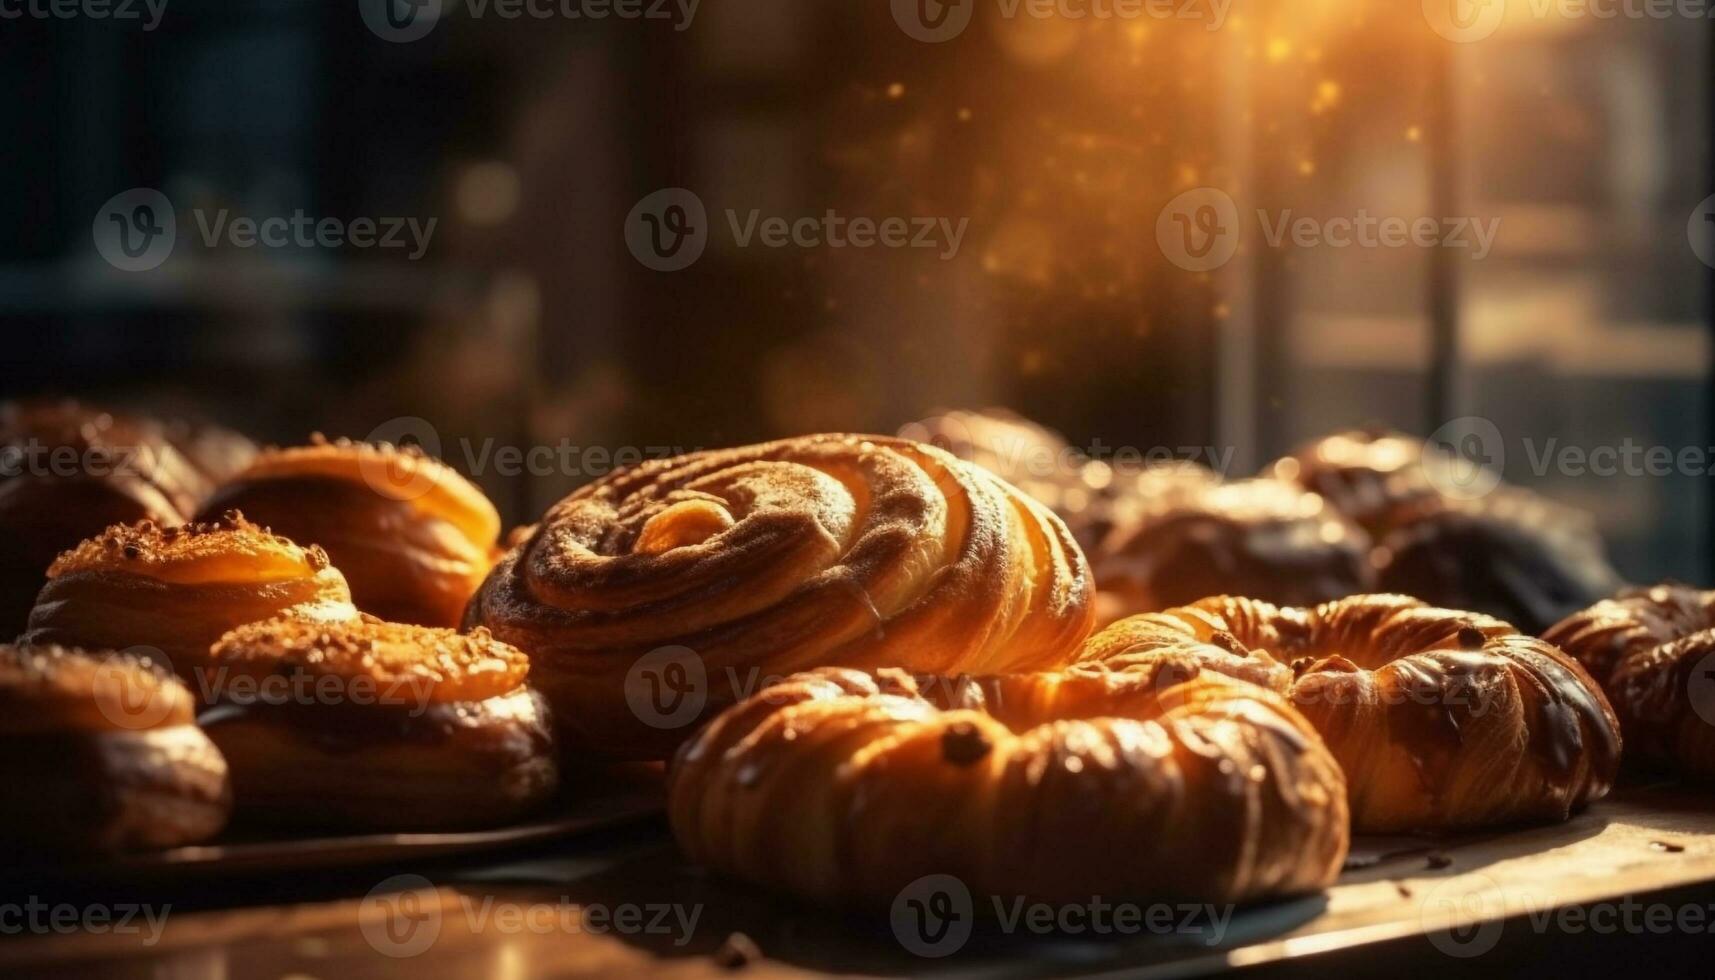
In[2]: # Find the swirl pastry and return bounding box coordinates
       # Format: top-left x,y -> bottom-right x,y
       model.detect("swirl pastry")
1374,489 -> 1624,635
670,665 -> 1348,907
1545,585 -> 1715,779
0,645 -> 231,854
1269,428 -> 1448,537
1090,479 -> 1374,625
200,616 -> 558,831
198,437 -> 501,628
466,434 -> 1095,760
0,401 -> 239,636
20,514 -> 358,689
1084,595 -> 1621,832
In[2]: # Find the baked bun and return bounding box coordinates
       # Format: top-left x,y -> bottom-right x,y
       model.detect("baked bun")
1269,428 -> 1447,537
200,616 -> 558,831
1375,488 -> 1625,635
1090,479 -> 1374,625
466,434 -> 1095,760
198,436 -> 501,627
1545,584 -> 1715,779
0,645 -> 230,854
1084,595 -> 1621,832
20,514 -> 358,689
670,665 -> 1347,908
0,401 -> 215,635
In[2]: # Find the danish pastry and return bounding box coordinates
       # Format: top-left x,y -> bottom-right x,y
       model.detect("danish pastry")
200,616 -> 558,831
1090,479 -> 1374,625
1085,595 -> 1621,832
669,665 -> 1348,907
20,514 -> 358,690
0,645 -> 231,855
1545,584 -> 1715,779
198,436 -> 501,627
466,434 -> 1095,759
0,401 -> 241,635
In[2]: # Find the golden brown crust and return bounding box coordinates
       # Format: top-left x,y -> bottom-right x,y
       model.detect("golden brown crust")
466,434 -> 1096,760
210,616 -> 529,706
669,665 -> 1348,908
1090,479 -> 1375,625
1269,428 -> 1444,537
0,645 -> 231,853
1083,595 -> 1621,833
20,514 -> 358,686
197,436 -> 500,627
1545,584 -> 1715,779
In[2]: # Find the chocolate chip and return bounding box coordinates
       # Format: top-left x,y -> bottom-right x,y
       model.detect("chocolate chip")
714,932 -> 761,969
1457,626 -> 1486,650
941,721 -> 993,766
1651,841 -> 1686,854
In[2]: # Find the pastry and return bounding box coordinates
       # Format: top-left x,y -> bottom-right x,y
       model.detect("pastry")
0,645 -> 230,854
1085,594 -> 1621,832
669,665 -> 1348,907
1269,428 -> 1448,537
1545,584 -> 1715,779
465,434 -> 1095,760
198,436 -> 501,627
1374,488 -> 1625,635
1090,479 -> 1374,625
200,616 -> 558,831
0,400 -> 239,635
20,514 -> 358,691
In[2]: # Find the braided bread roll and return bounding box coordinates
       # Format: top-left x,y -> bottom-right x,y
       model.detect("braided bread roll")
1083,595 -> 1621,833
1545,585 -> 1715,779
465,434 -> 1095,759
670,665 -> 1348,908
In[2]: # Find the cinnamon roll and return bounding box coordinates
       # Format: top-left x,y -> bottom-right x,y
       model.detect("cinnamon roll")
0,645 -> 230,855
465,434 -> 1095,760
0,401 -> 242,635
20,514 -> 358,690
1545,585 -> 1715,779
1083,595 -> 1621,832
201,616 -> 558,831
669,665 -> 1348,908
198,436 -> 501,628
1090,479 -> 1374,625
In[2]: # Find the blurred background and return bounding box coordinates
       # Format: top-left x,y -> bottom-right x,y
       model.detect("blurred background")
1,0 -> 1709,581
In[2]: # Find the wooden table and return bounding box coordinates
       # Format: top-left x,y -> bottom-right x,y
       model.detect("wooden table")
4,781 -> 1714,979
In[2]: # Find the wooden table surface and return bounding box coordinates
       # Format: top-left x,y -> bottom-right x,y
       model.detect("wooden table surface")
4,781 -> 1714,979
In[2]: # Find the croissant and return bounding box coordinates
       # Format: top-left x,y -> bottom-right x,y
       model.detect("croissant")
20,513 -> 358,690
669,665 -> 1348,908
1083,595 -> 1621,833
1268,428 -> 1447,537
198,437 -> 501,627
1090,478 -> 1374,626
0,645 -> 231,855
201,616 -> 558,831
0,400 -> 246,635
465,434 -> 1095,760
1544,584 -> 1715,779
